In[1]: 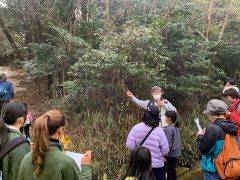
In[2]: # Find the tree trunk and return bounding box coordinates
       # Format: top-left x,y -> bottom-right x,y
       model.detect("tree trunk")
82,0 -> 88,21
25,31 -> 32,60
106,0 -> 110,31
47,74 -> 53,90
218,0 -> 234,41
208,0 -> 234,78
206,0 -> 214,40
36,16 -> 44,44
0,16 -> 24,61
234,64 -> 239,80
211,0 -> 234,64
31,0 -> 44,43
127,0 -> 130,21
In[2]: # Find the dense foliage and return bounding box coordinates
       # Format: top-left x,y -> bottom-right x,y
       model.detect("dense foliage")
0,0 -> 240,179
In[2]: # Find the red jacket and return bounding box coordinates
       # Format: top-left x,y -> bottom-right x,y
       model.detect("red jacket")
228,99 -> 240,137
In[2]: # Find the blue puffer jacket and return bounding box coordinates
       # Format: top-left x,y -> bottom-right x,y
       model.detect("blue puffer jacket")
197,118 -> 238,172
0,80 -> 14,101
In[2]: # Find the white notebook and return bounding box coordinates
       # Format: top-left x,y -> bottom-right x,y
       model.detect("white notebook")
195,118 -> 202,132
65,151 -> 85,171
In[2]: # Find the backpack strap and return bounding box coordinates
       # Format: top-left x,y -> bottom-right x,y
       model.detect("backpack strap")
0,136 -> 29,161
147,99 -> 154,108
147,99 -> 162,123
140,127 -> 156,146
232,101 -> 240,113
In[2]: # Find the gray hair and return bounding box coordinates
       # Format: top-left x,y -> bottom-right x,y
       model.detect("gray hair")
151,86 -> 162,92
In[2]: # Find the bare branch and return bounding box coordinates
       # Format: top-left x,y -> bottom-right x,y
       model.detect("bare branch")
218,0 -> 235,41
206,0 -> 215,40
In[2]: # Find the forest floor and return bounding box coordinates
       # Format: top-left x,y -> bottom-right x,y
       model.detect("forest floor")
0,65 -> 51,138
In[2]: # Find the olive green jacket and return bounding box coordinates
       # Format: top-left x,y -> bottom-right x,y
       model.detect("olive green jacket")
2,128 -> 31,180
18,141 -> 92,180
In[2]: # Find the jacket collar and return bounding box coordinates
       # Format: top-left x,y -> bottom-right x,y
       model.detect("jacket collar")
9,128 -> 22,136
49,138 -> 59,143
48,141 -> 64,152
5,124 -> 19,131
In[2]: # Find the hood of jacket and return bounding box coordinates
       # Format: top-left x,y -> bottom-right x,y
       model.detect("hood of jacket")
214,118 -> 238,135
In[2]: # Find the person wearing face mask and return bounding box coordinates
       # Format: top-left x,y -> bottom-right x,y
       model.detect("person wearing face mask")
0,102 -> 30,180
196,99 -> 238,180
126,86 -> 177,127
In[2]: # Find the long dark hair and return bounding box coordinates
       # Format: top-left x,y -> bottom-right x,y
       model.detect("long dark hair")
124,146 -> 156,180
32,110 -> 66,177
0,102 -> 28,150
143,110 -> 159,128
165,111 -> 179,127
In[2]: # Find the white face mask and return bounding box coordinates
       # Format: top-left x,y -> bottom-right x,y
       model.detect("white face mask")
223,87 -> 230,92
153,95 -> 161,100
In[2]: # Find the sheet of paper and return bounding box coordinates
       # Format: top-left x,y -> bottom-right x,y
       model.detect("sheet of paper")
65,151 -> 85,171
194,118 -> 202,132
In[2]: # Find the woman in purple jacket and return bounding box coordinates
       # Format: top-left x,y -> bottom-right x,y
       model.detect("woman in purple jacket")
126,105 -> 169,180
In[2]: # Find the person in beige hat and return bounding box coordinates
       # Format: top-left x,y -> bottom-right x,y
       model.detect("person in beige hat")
196,99 -> 238,180
0,73 -> 14,114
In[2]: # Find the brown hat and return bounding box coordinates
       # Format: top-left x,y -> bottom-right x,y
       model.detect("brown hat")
203,99 -> 227,115
0,73 -> 6,80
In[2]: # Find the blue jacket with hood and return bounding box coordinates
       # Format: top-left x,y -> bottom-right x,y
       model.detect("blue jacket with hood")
0,80 -> 14,101
197,118 -> 238,172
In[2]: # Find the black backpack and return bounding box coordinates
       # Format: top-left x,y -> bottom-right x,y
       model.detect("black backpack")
0,137 -> 29,180
147,99 -> 162,122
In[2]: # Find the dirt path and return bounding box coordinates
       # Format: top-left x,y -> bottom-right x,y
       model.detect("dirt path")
0,66 -> 26,92
0,65 -> 50,138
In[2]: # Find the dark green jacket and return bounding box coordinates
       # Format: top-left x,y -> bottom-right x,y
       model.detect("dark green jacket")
18,141 -> 92,180
2,128 -> 31,180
